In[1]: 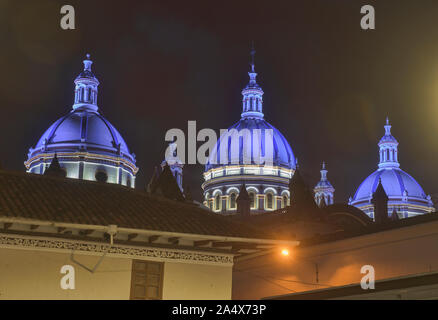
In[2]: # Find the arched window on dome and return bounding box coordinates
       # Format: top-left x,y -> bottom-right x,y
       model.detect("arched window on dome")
229,193 -> 237,209
249,192 -> 256,209
266,193 -> 274,210
80,87 -> 84,102
215,194 -> 221,211
282,195 -> 288,208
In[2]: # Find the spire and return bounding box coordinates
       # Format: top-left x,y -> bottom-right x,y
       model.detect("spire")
162,141 -> 184,192
83,53 -> 93,71
250,41 -> 256,73
241,43 -> 264,119
384,116 -> 391,135
150,163 -> 185,201
372,178 -> 389,224
237,183 -> 250,216
378,117 -> 400,169
320,161 -> 327,181
73,53 -> 99,112
314,161 -> 335,207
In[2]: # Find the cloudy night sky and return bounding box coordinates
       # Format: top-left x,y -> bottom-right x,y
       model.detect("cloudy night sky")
0,0 -> 437,203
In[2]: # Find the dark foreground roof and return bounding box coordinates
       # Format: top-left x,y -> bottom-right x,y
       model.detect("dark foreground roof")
0,170 -> 274,240
264,271 -> 438,300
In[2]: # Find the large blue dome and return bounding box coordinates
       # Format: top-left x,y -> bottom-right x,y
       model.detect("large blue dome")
205,117 -> 295,171
25,55 -> 138,188
30,109 -> 134,162
202,49 -> 296,214
352,168 -> 427,201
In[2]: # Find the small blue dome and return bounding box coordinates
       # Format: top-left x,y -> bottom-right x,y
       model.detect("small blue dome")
205,117 -> 295,171
352,168 -> 427,201
350,119 -> 433,217
30,109 -> 134,162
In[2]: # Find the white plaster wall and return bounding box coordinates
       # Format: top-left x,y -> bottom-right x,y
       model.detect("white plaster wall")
163,262 -> 232,300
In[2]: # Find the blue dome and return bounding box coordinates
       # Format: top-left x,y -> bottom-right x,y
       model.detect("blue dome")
205,117 -> 295,171
30,109 -> 134,162
352,168 -> 427,201
350,119 -> 433,217
25,55 -> 138,188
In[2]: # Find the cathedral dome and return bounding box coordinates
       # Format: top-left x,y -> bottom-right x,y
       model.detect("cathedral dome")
31,109 -> 133,162
352,168 -> 427,201
205,117 -> 295,171
202,47 -> 296,214
350,118 -> 433,218
25,54 -> 138,187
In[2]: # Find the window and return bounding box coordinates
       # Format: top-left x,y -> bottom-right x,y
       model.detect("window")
130,260 -> 163,300
215,194 -> 221,211
266,193 -> 273,209
283,195 -> 288,208
249,192 -> 256,209
127,177 -> 131,188
95,170 -> 108,183
229,193 -> 237,209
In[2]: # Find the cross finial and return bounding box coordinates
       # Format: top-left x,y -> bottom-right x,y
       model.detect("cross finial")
83,53 -> 93,71
250,41 -> 256,72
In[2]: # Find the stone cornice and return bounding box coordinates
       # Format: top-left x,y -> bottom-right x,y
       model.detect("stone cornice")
0,232 -> 234,266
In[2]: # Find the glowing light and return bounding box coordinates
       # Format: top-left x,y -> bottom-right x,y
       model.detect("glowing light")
281,249 -> 289,256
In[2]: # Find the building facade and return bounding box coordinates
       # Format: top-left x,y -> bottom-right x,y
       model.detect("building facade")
349,119 -> 434,219
0,170 -> 296,299
24,55 -> 138,188
202,49 -> 296,214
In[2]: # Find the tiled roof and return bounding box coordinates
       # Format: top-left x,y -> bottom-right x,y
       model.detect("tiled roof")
0,170 -> 274,240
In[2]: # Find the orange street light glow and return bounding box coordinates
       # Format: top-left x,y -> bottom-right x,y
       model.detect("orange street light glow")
281,249 -> 289,256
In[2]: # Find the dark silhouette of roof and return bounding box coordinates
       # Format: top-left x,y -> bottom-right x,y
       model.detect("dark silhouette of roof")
148,163 -> 184,201
146,166 -> 160,193
0,169 -> 275,240
373,179 -> 389,202
237,183 -> 250,201
44,154 -> 66,178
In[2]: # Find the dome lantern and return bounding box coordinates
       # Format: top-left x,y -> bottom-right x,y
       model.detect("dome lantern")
73,53 -> 99,112
241,43 -> 264,119
378,117 -> 399,169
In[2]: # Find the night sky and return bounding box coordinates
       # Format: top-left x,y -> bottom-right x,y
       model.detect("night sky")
0,0 -> 437,203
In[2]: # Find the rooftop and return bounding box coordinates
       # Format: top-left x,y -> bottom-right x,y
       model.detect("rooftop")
0,170 -> 276,240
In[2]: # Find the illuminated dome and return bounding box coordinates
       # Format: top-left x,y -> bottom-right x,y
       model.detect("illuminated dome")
203,47 -> 296,214
25,54 -> 138,187
349,119 -> 434,218
205,117 -> 295,171
32,110 -> 133,161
